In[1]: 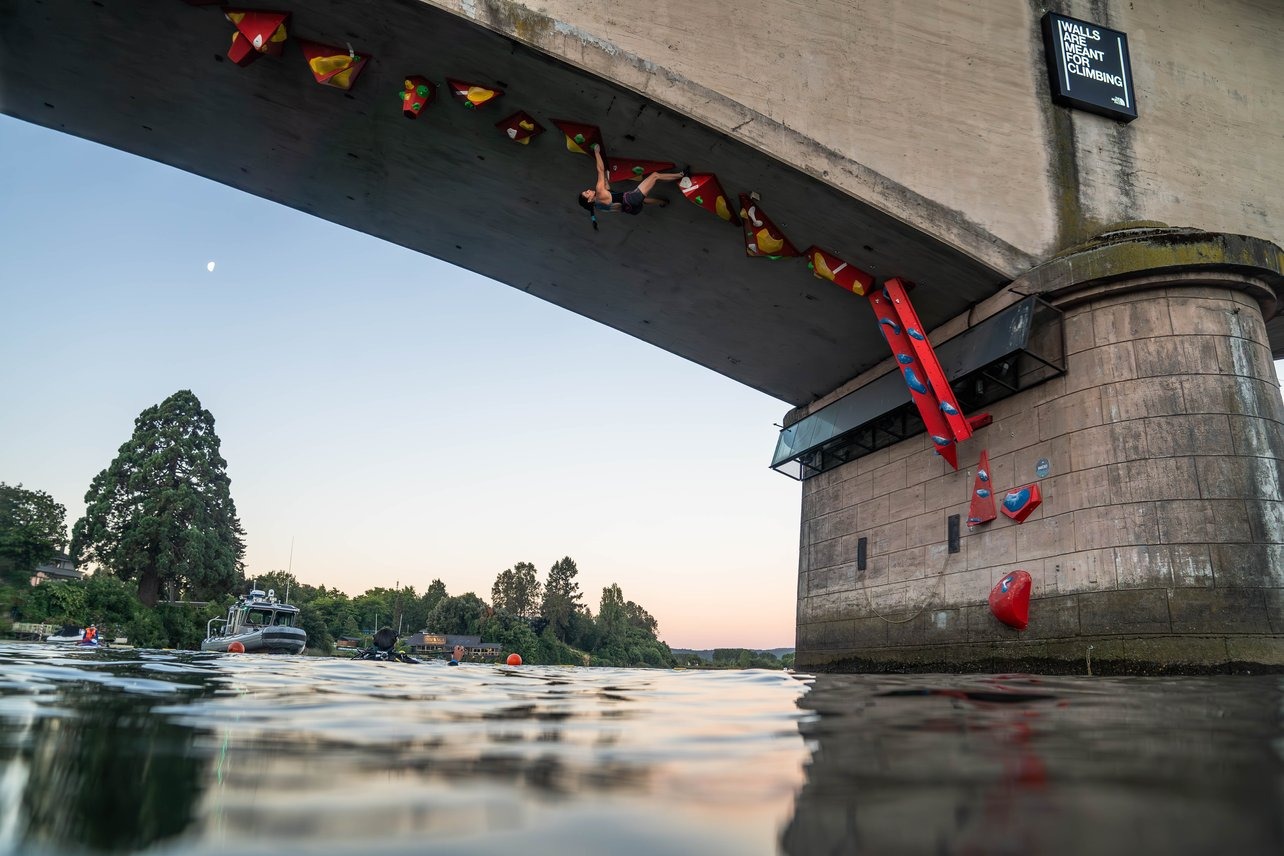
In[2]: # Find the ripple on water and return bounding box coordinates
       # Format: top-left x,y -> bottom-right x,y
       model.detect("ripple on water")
1,644 -> 1281,856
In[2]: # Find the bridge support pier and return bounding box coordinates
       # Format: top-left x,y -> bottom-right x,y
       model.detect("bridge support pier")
796,228 -> 1284,673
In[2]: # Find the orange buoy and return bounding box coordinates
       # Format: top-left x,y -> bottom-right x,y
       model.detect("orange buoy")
228,641 -> 246,653
506,653 -> 522,666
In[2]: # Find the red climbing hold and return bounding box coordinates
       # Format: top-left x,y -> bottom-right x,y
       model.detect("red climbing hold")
989,570 -> 1032,630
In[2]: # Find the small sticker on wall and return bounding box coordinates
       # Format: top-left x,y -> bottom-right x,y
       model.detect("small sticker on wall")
1036,458 -> 1050,478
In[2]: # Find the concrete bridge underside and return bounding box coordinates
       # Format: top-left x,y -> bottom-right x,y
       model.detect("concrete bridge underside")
4,1 -> 1283,672
1,0 -> 1009,407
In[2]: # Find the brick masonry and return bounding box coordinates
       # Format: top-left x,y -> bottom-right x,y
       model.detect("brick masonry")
797,280 -> 1284,672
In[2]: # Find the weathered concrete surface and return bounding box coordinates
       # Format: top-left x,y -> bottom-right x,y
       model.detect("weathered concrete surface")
443,0 -> 1284,274
4,2 -> 1282,410
0,0 -> 1004,407
795,232 -> 1284,673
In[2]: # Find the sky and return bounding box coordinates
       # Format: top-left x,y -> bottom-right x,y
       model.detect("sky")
0,115 -> 802,650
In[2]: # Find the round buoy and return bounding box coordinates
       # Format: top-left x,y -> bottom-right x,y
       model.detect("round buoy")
227,641 -> 245,653
506,653 -> 522,666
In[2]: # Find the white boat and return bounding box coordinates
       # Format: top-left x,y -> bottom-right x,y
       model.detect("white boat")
45,624 -> 105,647
202,588 -> 307,654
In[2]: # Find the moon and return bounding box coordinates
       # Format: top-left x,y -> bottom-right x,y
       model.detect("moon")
206,261 -> 216,272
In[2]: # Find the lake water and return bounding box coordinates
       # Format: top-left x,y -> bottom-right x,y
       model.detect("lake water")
0,642 -> 1280,855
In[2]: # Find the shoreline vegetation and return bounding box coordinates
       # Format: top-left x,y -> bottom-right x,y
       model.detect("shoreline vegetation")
3,390 -> 785,669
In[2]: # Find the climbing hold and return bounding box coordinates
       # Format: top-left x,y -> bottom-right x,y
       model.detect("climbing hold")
224,10 -> 289,67
401,75 -> 435,118
804,246 -> 873,295
1000,483 -> 1043,523
605,157 -> 675,183
551,120 -> 603,155
495,110 -> 544,144
298,39 -> 370,90
989,570 -> 1033,630
446,78 -> 503,109
676,173 -> 739,225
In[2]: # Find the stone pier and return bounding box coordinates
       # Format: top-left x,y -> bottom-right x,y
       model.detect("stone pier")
795,229 -> 1284,673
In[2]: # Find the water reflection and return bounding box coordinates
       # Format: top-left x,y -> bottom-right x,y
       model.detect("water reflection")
783,673 -> 1284,855
0,649 -> 220,854
2,644 -> 1281,855
0,644 -> 808,855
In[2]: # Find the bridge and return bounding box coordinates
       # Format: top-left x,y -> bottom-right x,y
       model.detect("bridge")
3,0 -> 1281,671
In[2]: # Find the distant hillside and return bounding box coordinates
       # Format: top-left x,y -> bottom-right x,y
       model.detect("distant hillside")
673,647 -> 794,662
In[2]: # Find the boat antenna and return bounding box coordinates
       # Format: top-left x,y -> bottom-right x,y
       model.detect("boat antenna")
286,536 -> 294,604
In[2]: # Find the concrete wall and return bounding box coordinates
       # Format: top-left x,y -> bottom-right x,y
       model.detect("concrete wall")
796,258 -> 1284,672
433,0 -> 1284,274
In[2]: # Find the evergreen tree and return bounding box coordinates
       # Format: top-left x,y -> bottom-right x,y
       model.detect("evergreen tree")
70,391 -> 245,607
0,483 -> 68,586
540,556 -> 583,640
491,561 -> 542,620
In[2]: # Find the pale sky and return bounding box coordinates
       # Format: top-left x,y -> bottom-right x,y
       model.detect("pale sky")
0,116 -> 801,650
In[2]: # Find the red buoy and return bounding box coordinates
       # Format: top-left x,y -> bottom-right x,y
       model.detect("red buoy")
506,653 -> 522,666
227,641 -> 246,653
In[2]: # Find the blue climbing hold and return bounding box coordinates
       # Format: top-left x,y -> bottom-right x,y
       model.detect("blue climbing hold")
907,328 -> 925,341
879,318 -> 901,336
904,367 -> 928,394
896,353 -> 914,365
1004,488 -> 1032,512
940,401 -> 959,415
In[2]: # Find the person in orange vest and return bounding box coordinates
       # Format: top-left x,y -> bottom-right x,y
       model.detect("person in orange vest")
82,625 -> 97,645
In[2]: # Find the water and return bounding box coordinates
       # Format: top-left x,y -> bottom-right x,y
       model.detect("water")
0,643 -> 1280,855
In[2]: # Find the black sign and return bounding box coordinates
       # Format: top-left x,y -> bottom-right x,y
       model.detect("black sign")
1041,12 -> 1137,122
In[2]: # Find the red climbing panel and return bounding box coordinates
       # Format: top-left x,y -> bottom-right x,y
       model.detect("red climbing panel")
401,76 -> 436,118
1000,483 -> 1043,523
881,278 -> 972,443
550,120 -> 603,155
446,79 -> 503,109
868,287 -> 960,469
298,40 -> 370,91
495,111 -> 544,144
805,246 -> 874,296
678,173 -> 739,225
989,570 -> 1032,630
967,449 -> 997,528
738,194 -> 800,258
605,157 -> 676,183
223,10 -> 289,66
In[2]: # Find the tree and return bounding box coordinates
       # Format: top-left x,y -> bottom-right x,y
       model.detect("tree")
491,561 -> 542,620
0,483 -> 68,586
540,556 -> 583,640
425,593 -> 488,635
70,391 -> 246,607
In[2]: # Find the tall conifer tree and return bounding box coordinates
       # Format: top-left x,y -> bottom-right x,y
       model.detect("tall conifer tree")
70,390 -> 245,606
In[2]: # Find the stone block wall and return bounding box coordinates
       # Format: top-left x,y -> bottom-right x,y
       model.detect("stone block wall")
797,281 -> 1284,672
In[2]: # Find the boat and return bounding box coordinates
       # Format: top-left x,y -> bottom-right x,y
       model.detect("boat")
45,624 -> 105,647
202,588 -> 307,654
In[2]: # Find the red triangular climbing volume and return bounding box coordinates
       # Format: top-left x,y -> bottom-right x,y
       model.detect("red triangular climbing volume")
401,75 -> 436,119
224,10 -> 289,60
605,157 -> 675,183
967,449 -> 997,528
738,194 -> 800,258
298,40 -> 370,91
495,111 -> 544,144
446,78 -> 503,109
550,120 -> 603,156
805,246 -> 874,296
225,10 -> 289,55
678,173 -> 739,225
